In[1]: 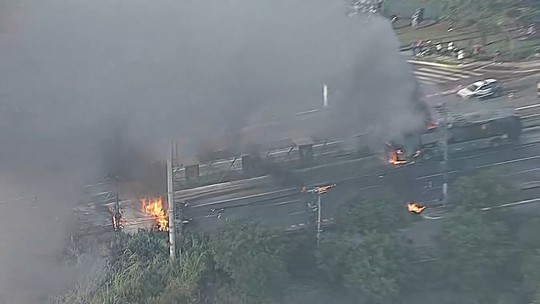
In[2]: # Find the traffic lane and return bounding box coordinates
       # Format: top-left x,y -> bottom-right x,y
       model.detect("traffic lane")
504,76 -> 539,108
187,143 -> 540,225
185,133 -> 540,209
188,187 -> 540,243
293,156 -> 387,186
412,153 -> 540,186
409,159 -> 540,203
189,199 -> 310,232
399,142 -> 538,180
191,181 -> 386,222
186,146 -> 540,229
181,188 -> 273,207
423,74 -> 538,111
361,148 -> 540,203
446,141 -> 540,170
187,176 -> 540,235
184,143 -> 540,230
187,182 -> 391,232
188,187 -> 301,210
301,136 -> 540,192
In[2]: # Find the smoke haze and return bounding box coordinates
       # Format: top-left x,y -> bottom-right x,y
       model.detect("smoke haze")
0,0 -> 422,302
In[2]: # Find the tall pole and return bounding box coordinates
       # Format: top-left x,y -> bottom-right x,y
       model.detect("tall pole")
316,194 -> 322,244
442,103 -> 449,204
167,141 -> 176,260
322,84 -> 329,108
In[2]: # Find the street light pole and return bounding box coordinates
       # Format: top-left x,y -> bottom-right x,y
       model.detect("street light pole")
167,141 -> 176,261
305,184 -> 336,244
442,103 -> 449,204
316,194 -> 322,244
112,175 -> 121,231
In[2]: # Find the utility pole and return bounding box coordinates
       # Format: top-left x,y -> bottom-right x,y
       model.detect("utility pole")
322,84 -> 329,108
305,184 -> 336,244
441,103 -> 449,204
112,175 -> 121,231
167,141 -> 176,261
316,194 -> 322,244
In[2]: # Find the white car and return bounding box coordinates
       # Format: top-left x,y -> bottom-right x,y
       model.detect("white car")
457,79 -> 503,99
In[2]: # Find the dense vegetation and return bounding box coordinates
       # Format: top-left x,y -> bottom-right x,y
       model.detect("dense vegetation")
57,170 -> 540,303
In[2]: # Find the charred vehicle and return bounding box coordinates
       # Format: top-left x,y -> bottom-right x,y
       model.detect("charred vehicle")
387,107 -> 522,165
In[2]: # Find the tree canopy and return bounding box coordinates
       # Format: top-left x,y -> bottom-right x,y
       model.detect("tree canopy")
209,222 -> 289,303
335,197 -> 410,234
435,208 -> 514,300
451,170 -> 516,210
317,232 -> 416,304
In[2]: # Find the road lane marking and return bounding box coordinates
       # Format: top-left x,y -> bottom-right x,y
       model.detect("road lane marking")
476,154 -> 540,169
519,181 -> 540,190
508,167 -> 540,175
417,67 -> 471,79
272,199 -> 302,206
288,218 -> 334,230
192,188 -> 297,208
414,74 -> 448,83
415,154 -> 540,181
481,197 -> 540,211
422,197 -> 540,220
456,70 -> 483,77
288,211 -> 305,216
414,70 -> 461,81
417,79 -> 439,86
517,103 -> 540,111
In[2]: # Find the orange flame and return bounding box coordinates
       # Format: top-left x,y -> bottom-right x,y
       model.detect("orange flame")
302,184 -> 337,194
140,197 -> 168,231
315,184 -> 336,194
407,202 -> 426,214
388,148 -> 408,165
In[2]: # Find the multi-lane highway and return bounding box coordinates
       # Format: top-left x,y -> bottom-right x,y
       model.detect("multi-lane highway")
180,126 -> 540,234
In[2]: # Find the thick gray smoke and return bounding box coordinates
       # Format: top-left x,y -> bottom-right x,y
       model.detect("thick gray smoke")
0,0 -> 422,302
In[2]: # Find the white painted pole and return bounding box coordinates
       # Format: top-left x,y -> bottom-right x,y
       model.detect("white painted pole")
316,194 -> 322,244
167,141 -> 176,260
323,84 -> 328,107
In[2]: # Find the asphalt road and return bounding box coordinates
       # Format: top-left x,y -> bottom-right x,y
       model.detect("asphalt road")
181,127 -> 540,234
423,70 -> 540,110
176,72 -> 540,235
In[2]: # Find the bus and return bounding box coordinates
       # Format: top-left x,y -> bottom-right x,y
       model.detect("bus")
387,109 -> 523,164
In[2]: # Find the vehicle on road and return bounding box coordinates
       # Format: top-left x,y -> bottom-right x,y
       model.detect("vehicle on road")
387,107 -> 523,164
536,79 -> 540,97
457,79 -> 503,99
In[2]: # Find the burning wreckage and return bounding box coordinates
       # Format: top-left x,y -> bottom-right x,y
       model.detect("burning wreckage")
70,180 -> 174,251
68,97 -> 523,244
385,102 -> 523,166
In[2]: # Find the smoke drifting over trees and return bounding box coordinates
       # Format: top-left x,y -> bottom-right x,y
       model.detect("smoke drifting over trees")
0,0 -> 422,302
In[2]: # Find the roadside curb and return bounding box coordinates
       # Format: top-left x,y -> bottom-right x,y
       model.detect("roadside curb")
408,59 -> 475,69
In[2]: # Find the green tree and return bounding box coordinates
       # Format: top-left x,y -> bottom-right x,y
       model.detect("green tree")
436,0 -> 515,22
335,197 -> 409,234
56,232 -> 214,304
318,233 -> 416,304
513,217 -> 540,302
451,170 -> 515,210
209,221 -> 289,303
435,208 -> 514,301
